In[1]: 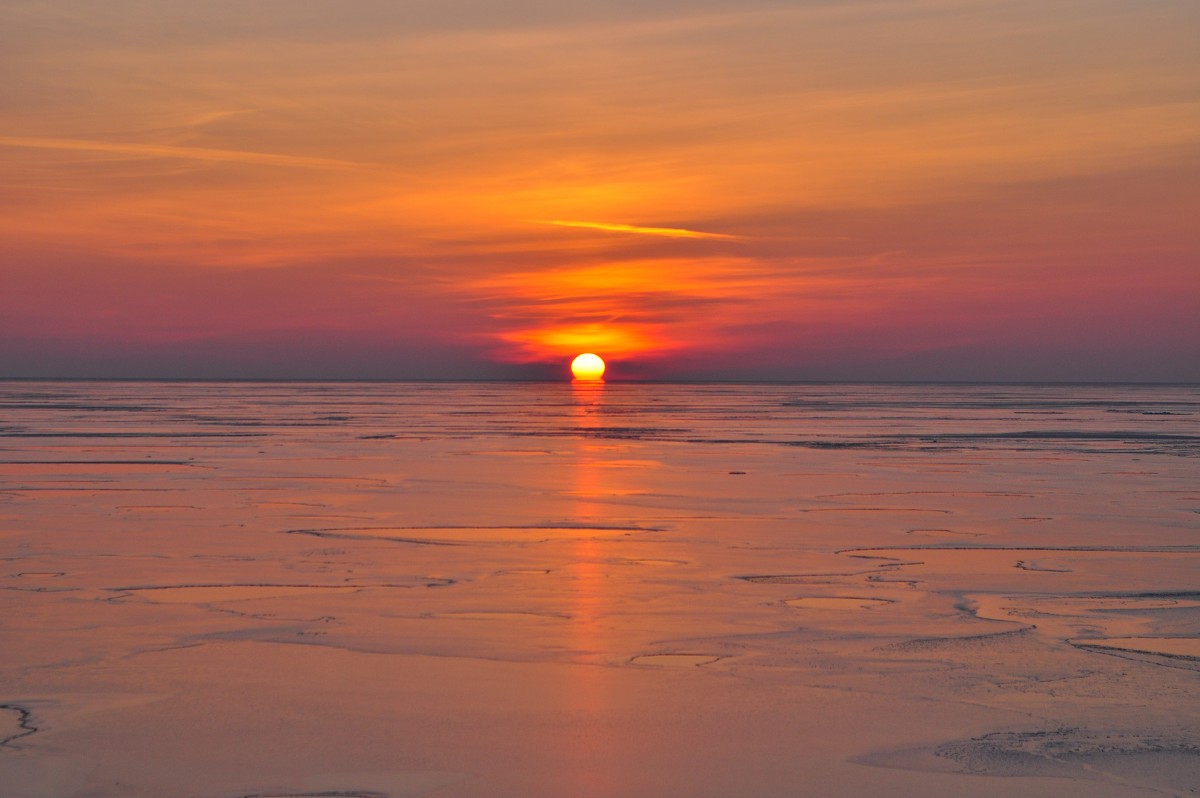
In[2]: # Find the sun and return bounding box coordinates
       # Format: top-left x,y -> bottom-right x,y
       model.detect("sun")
570,353 -> 606,381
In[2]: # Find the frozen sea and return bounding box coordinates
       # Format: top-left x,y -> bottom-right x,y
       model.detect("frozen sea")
1,381 -> 1198,797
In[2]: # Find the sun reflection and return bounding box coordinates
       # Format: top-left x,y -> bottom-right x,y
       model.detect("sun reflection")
568,378 -> 607,516
563,379 -> 615,788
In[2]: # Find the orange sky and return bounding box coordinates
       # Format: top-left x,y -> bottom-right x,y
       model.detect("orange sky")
1,1 -> 1197,379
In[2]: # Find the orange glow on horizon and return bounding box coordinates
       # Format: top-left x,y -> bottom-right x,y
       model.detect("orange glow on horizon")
492,324 -> 670,364
469,258 -> 772,365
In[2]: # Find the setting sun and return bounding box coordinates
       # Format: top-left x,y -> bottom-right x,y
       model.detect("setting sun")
570,353 -> 606,381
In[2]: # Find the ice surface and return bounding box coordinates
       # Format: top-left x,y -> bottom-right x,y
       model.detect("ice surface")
1,381 -> 1198,796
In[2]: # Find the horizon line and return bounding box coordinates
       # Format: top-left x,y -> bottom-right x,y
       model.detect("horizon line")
1,377 -> 1196,387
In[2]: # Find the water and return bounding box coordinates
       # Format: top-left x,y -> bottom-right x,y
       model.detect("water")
1,381 -> 1198,797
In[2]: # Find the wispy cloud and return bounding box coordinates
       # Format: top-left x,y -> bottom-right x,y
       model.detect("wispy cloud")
0,136 -> 368,171
540,219 -> 740,240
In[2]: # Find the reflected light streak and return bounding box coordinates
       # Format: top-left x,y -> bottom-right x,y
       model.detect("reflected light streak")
563,380 -> 617,790
568,379 -> 609,659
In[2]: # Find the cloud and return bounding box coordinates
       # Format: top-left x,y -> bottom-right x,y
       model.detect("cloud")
0,136 -> 368,171
540,219 -> 740,240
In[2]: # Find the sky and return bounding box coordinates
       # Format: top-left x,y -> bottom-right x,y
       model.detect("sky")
1,0 -> 1197,381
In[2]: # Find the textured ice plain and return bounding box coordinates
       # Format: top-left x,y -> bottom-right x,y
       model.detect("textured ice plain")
1,380 -> 1198,797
